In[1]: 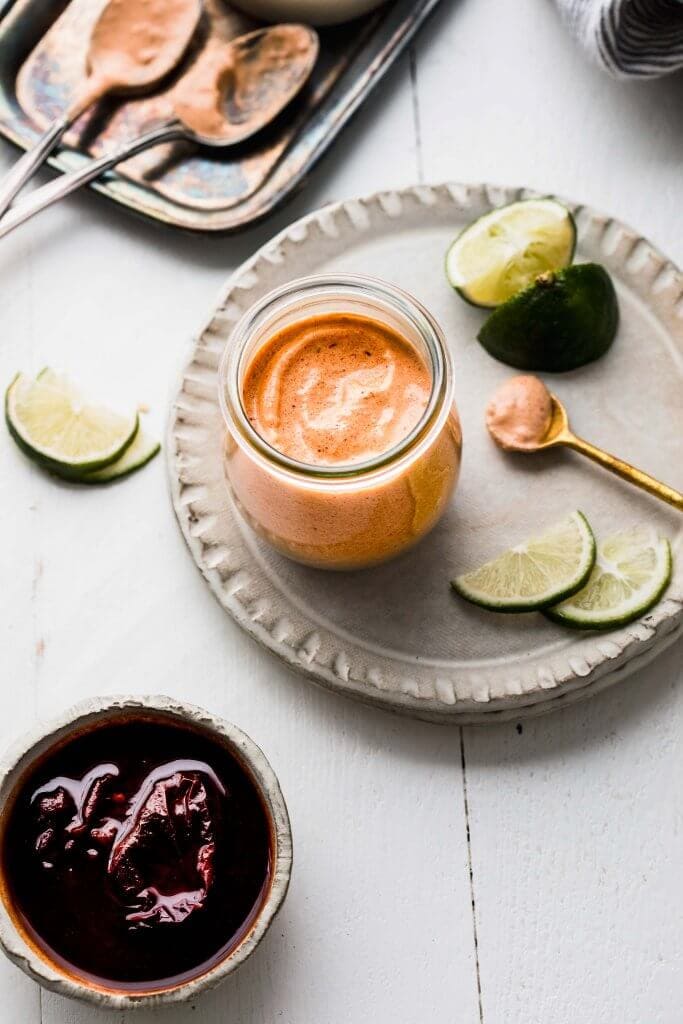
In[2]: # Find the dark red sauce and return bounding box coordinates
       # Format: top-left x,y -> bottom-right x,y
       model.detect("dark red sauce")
0,717 -> 272,992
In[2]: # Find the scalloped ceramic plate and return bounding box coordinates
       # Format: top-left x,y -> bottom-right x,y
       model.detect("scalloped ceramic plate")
168,183 -> 683,723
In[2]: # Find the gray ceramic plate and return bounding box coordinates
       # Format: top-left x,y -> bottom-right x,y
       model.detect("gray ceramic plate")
168,183 -> 683,723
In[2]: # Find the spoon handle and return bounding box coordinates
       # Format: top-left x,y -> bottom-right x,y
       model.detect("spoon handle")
0,121 -> 184,240
0,72 -> 120,222
566,434 -> 683,512
0,114 -> 71,220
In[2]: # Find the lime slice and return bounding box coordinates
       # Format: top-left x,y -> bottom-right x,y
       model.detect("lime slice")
477,263 -> 619,372
452,511 -> 595,612
75,430 -> 160,484
6,370 -> 138,476
445,198 -> 576,308
546,525 -> 671,630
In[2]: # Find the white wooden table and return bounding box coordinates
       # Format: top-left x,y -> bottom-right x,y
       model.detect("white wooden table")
1,1 -> 681,1021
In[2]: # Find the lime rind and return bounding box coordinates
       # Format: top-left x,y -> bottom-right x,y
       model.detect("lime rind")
446,198 -> 576,309
6,370 -> 139,475
476,262 -> 619,373
545,527 -> 672,630
452,511 -> 596,613
76,431 -> 160,484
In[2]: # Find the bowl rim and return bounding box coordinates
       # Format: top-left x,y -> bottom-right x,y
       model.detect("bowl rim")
0,694 -> 293,1010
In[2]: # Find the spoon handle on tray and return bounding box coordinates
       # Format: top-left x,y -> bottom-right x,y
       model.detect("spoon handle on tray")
0,115 -> 71,220
566,434 -> 683,512
0,120 -> 184,239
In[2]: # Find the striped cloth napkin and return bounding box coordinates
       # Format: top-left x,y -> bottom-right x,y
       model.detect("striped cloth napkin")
556,0 -> 683,77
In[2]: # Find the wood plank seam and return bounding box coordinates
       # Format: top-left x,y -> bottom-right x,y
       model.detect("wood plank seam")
460,727 -> 484,1024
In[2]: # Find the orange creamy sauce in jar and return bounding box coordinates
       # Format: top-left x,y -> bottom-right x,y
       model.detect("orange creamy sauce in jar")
226,311 -> 461,570
242,313 -> 432,466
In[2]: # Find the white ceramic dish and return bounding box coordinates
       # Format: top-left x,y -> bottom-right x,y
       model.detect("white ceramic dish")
168,182 -> 683,723
230,0 -> 388,27
0,696 -> 292,1009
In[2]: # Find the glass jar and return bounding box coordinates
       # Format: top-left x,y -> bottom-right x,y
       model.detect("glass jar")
219,274 -> 462,570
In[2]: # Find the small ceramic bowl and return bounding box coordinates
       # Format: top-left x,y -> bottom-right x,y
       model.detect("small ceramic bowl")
0,696 -> 292,1010
231,0 -> 388,27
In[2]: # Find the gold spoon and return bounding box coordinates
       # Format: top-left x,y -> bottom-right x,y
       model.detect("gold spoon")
0,0 -> 203,220
487,377 -> 683,512
0,24 -> 319,240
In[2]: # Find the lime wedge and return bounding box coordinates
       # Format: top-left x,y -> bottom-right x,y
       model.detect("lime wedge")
445,198 -> 576,308
75,430 -> 160,484
6,370 -> 139,476
477,263 -> 619,372
546,526 -> 671,630
452,511 -> 595,612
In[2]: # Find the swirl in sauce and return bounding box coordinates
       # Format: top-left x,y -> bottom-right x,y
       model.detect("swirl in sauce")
242,312 -> 432,466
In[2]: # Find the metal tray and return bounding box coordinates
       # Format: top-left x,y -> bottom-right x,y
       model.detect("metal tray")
0,0 -> 441,233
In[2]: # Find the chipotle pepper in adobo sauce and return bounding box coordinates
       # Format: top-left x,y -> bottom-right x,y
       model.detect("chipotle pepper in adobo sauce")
0,718 -> 272,991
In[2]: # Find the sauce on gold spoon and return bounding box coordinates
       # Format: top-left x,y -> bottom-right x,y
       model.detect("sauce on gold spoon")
486,375 -> 683,511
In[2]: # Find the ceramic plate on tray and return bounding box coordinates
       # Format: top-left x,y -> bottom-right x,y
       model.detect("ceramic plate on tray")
169,183 -> 683,723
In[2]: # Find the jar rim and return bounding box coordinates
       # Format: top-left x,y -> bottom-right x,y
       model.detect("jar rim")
218,274 -> 453,484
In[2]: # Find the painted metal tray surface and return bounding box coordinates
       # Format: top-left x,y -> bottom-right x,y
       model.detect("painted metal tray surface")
0,0 -> 440,232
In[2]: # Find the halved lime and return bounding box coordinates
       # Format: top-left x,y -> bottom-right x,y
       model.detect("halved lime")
445,198 -> 576,308
477,263 -> 619,372
546,526 -> 671,630
6,369 -> 139,476
73,430 -> 159,484
452,511 -> 595,612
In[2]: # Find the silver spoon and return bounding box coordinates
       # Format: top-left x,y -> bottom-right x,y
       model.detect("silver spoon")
0,24 -> 319,239
0,0 -> 202,220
